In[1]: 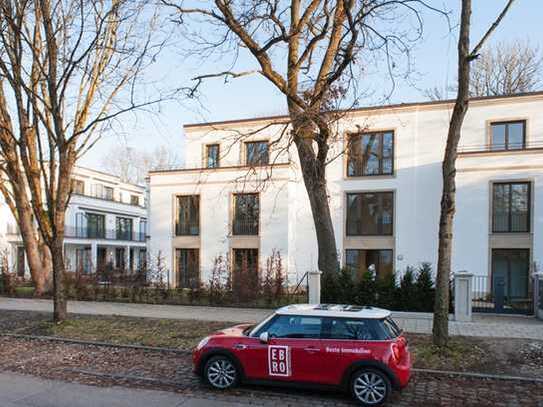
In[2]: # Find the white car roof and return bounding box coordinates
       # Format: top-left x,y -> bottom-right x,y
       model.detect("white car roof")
275,304 -> 391,319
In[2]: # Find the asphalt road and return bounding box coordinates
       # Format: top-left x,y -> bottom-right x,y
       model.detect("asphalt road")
0,372 -> 244,407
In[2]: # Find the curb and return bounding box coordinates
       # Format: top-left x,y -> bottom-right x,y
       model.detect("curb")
0,333 -> 191,355
413,368 -> 543,384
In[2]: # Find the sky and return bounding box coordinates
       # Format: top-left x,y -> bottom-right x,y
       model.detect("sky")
80,0 -> 543,171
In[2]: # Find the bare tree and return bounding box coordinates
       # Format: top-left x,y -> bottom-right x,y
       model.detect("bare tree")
0,0 -> 167,322
433,0 -> 515,347
100,142 -> 182,184
164,0 -> 445,275
471,41 -> 541,96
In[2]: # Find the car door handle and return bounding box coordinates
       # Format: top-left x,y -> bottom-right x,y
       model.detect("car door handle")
233,344 -> 248,350
304,347 -> 320,353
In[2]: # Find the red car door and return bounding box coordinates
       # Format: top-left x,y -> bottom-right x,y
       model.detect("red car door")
231,336 -> 269,380
267,337 -> 324,383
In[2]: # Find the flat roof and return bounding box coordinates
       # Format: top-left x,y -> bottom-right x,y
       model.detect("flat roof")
184,91 -> 543,130
276,304 -> 391,319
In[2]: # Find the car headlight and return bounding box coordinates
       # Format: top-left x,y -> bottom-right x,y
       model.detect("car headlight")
196,337 -> 210,350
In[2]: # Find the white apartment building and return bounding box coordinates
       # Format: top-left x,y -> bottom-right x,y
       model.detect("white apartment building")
1,166 -> 148,276
149,92 -> 543,314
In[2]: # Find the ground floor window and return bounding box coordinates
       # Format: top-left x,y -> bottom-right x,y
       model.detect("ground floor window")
115,247 -> 126,271
492,249 -> 530,300
345,249 -> 393,279
176,248 -> 200,289
16,246 -> 25,277
75,247 -> 92,274
232,248 -> 259,301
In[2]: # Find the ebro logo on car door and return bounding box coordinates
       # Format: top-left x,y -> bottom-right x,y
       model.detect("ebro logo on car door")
268,345 -> 290,376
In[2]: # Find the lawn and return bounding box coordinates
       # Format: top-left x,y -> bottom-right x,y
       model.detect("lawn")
1,310 -> 542,377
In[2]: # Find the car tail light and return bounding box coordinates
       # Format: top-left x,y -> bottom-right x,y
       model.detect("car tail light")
391,343 -> 402,362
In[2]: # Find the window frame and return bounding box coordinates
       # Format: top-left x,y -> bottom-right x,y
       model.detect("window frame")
175,195 -> 200,236
116,217 -> 134,241
206,144 -> 220,168
345,191 -> 394,236
130,195 -> 140,206
245,140 -> 269,166
86,212 -> 105,239
344,249 -> 394,280
346,131 -> 395,177
491,181 -> 531,234
232,193 -> 260,236
71,178 -> 85,195
490,120 -> 526,151
176,248 -> 200,289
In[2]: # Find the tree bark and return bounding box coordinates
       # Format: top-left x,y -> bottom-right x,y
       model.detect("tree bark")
432,0 -> 472,347
51,236 -> 67,323
293,129 -> 340,274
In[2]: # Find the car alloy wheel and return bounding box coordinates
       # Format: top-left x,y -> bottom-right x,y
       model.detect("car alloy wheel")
351,369 -> 390,406
205,356 -> 238,389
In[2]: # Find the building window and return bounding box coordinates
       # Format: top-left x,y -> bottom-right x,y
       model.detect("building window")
345,249 -> 393,279
130,195 -> 140,206
139,219 -> 147,241
92,184 -> 114,200
346,192 -> 393,236
233,193 -> 259,235
245,141 -> 269,166
116,217 -> 133,240
176,248 -> 200,289
86,213 -> 105,238
492,249 -> 530,300
492,182 -> 530,233
491,121 -> 526,151
115,247 -> 126,270
176,195 -> 199,236
233,248 -> 258,276
347,131 -> 394,177
206,144 -> 220,168
71,179 -> 85,195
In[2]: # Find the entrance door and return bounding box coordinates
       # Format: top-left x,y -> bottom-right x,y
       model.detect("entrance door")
492,249 -> 530,313
16,247 -> 25,277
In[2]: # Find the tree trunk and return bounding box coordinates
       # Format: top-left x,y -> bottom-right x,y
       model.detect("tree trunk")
432,0 -> 472,347
51,235 -> 67,323
293,134 -> 340,274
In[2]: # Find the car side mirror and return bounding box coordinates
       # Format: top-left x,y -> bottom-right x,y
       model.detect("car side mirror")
259,332 -> 269,343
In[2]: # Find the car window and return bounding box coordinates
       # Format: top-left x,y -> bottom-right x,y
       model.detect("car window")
382,317 -> 402,338
264,315 -> 322,339
321,318 -> 381,340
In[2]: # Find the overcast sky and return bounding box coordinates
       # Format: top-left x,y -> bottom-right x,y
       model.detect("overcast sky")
80,0 -> 543,171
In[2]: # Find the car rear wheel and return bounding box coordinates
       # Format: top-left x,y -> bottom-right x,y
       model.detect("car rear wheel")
351,368 -> 391,406
204,356 -> 239,390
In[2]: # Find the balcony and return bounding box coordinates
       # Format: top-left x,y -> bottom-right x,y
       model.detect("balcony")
64,226 -> 146,242
232,218 -> 259,235
458,141 -> 543,155
175,222 -> 199,236
72,191 -> 145,208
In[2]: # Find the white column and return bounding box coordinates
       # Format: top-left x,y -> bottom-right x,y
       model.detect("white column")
308,270 -> 322,304
125,245 -> 130,272
91,242 -> 98,273
454,271 -> 473,322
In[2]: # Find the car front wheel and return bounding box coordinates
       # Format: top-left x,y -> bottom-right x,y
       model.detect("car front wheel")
204,356 -> 239,390
351,368 -> 391,406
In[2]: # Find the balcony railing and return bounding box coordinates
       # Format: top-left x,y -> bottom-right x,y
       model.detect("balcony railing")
65,226 -> 146,242
232,218 -> 259,235
175,222 -> 199,236
72,191 -> 145,208
458,141 -> 543,154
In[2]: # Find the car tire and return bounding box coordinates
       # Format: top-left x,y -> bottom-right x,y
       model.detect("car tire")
203,355 -> 240,390
350,368 -> 391,406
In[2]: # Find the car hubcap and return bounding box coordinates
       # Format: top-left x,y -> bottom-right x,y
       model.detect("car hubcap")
354,372 -> 387,404
207,359 -> 236,389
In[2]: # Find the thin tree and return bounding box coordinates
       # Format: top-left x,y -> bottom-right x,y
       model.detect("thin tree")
0,0 -> 167,322
164,0 -> 445,275
433,0 -> 516,347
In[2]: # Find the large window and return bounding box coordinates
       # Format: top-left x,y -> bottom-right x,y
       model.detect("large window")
233,193 -> 259,235
130,195 -> 140,206
245,141 -> 269,166
176,195 -> 199,235
347,131 -> 394,177
176,248 -> 200,289
346,192 -> 393,235
492,182 -> 530,233
116,217 -> 133,240
206,144 -> 220,168
345,249 -> 393,279
86,213 -> 105,238
233,248 -> 258,275
491,121 -> 526,151
71,179 -> 85,195
115,247 -> 126,270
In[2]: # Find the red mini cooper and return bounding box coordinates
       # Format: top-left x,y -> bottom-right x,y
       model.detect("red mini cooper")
193,304 -> 411,406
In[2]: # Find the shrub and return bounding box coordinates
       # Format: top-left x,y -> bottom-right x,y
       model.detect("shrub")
415,262 -> 435,312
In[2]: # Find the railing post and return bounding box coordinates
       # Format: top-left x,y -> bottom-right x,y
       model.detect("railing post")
535,272 -> 543,320
454,271 -> 473,322
308,270 -> 322,304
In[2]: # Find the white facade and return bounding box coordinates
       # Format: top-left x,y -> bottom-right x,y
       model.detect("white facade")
2,166 -> 148,276
149,93 -> 543,301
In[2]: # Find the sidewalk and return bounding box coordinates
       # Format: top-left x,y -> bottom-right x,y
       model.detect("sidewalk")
0,372 -> 242,407
1,297 -> 541,340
